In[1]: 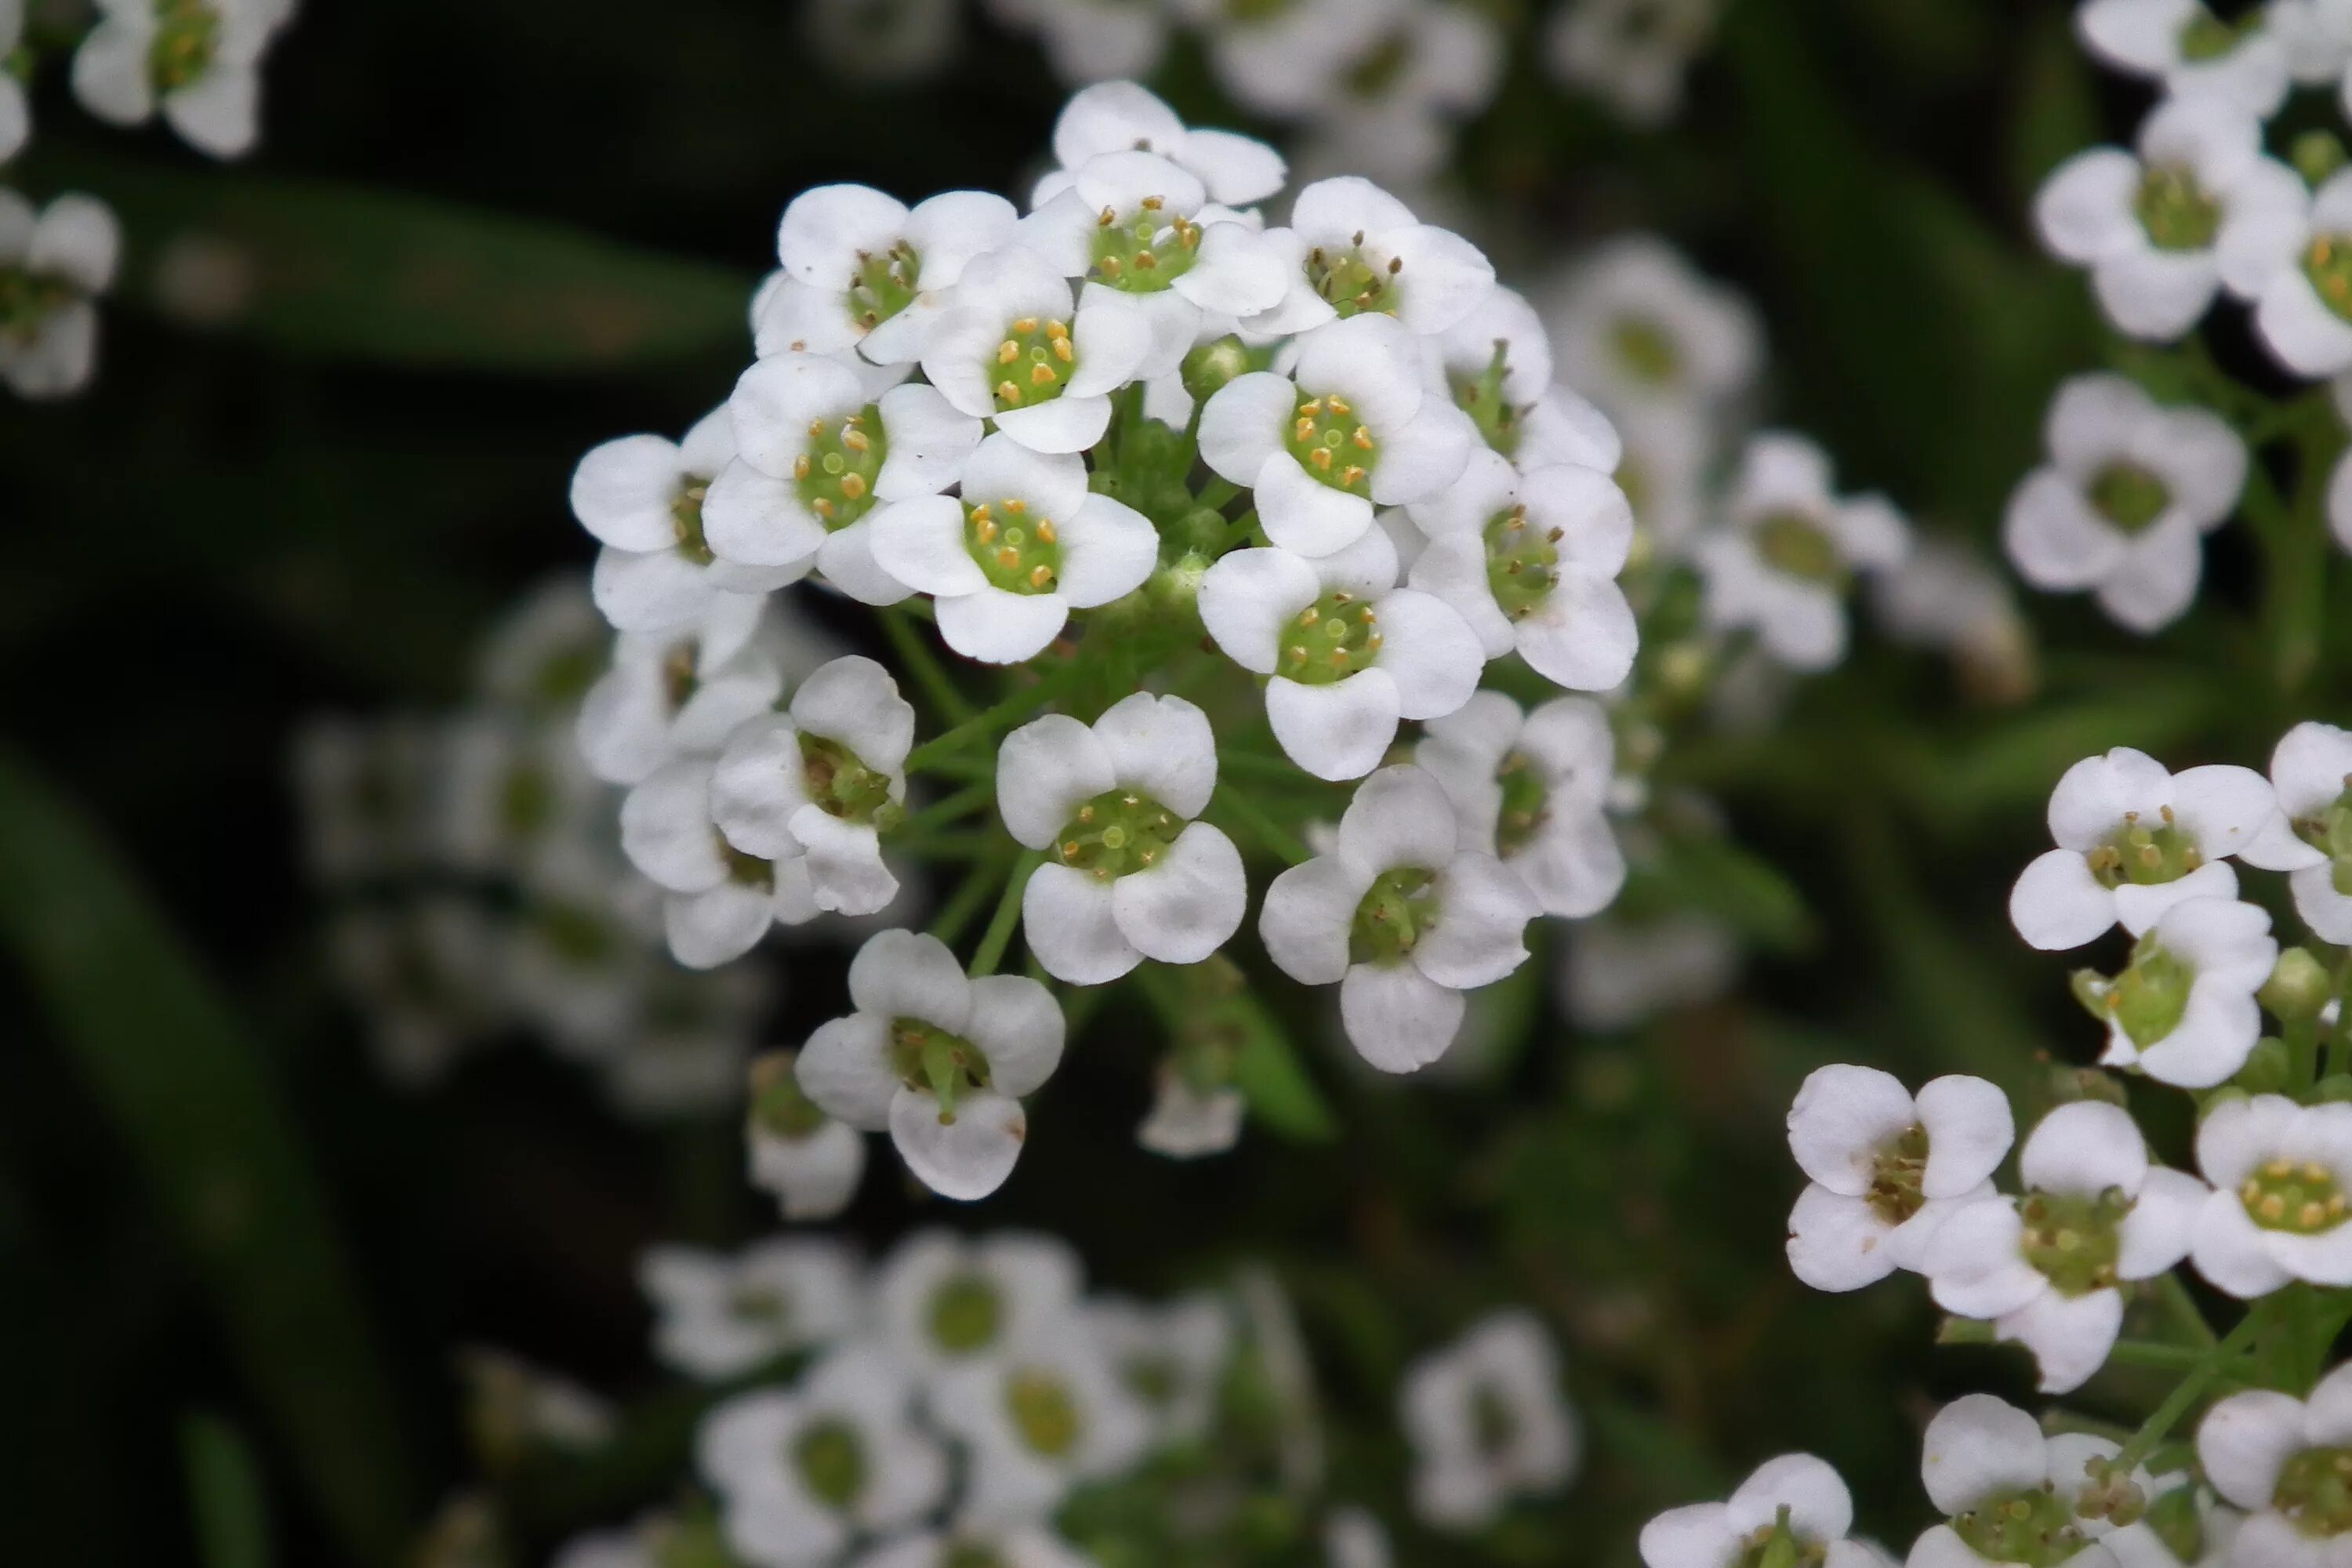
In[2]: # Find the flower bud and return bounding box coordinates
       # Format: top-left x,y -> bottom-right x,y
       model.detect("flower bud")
1181,334 -> 1254,403
2296,130 -> 2350,187
2262,946 -> 2333,1023
2232,1036 -> 2293,1096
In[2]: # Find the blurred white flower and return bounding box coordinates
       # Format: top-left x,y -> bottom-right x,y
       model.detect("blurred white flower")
1401,1311 -> 1578,1530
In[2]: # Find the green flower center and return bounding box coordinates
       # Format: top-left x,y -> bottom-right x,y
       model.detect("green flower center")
1303,238 -> 1403,320
670,477 -> 717,565
1054,788 -> 1181,880
799,734 -> 899,828
2133,165 -> 2220,253
847,240 -> 920,334
0,264 -> 74,344
2239,1157 -> 2350,1234
2084,810 -> 2204,887
1123,1355 -> 1181,1409
965,496 -> 1063,595
791,1417 -> 867,1509
1088,198 -> 1202,294
2306,236 -> 2352,325
530,899 -> 618,967
1006,1368 -> 1083,1458
1345,31 -> 1413,96
945,1549 -> 1010,1568
1951,1483 -> 2092,1567
149,0 -> 220,93
2177,9 -> 2247,60
2088,462 -> 2172,533
988,315 -> 1076,412
724,844 -> 775,891
1495,753 -> 1552,859
1866,1123 -> 1929,1227
1471,1385 -> 1518,1457
1277,590 -> 1383,685
2291,787 -> 2352,897
1288,390 -> 1378,492
1453,341 -> 1523,457
499,762 -> 555,840
927,1272 -> 1003,1354
1739,1509 -> 1830,1568
2276,1446 -> 2352,1536
1486,503 -> 1563,619
2090,933 -> 2194,1047
726,1281 -> 790,1326
793,405 -> 887,532
751,1060 -> 830,1140
1350,866 -> 1437,966
1754,511 -> 1846,586
2018,1186 -> 2131,1297
889,1016 -> 991,1121
662,642 -> 701,712
1610,316 -> 1681,387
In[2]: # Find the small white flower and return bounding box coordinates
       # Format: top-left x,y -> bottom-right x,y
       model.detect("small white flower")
1247,176 -> 1495,339
0,0 -> 28,160
0,189 -> 118,399
1782,1065 -> 2013,1294
2034,96 -> 2302,343
327,897 -> 503,1087
874,1229 -> 1083,1378
576,593 -> 780,786
622,755 -> 827,968
869,432 -> 1158,662
1323,1508 -> 1394,1568
1087,1291 -> 1232,1449
72,0 -> 289,158
2076,0 -> 2290,117
1544,234 -> 1761,423
433,714 -> 603,878
1202,314 -> 1474,556
920,245 -> 1155,453
292,716 -> 437,884
757,184 -> 1018,368
2198,1359 -> 2352,1566
804,0 -> 960,85
503,851 -> 662,1062
849,1525 -> 1096,1568
1400,1311 -> 1579,1530
2263,721 -> 2352,941
1642,1455 -> 1878,1568
639,1239 -> 862,1380
1869,535 -> 2034,699
1281,3 -> 1504,187
996,693 -> 1246,984
932,1319 -> 1152,1528
1559,911 -> 1739,1030
990,0 -> 1169,83
1415,691 -> 1627,918
1546,0 -> 1720,129
1694,433 -> 1909,671
798,931 -> 1065,1200
1261,764 -> 1539,1071
1406,448 -> 1637,691
698,1344 -> 948,1568
2008,746 -> 2302,950
1612,404 -> 1712,558
747,1050 -> 869,1224
1046,79 -> 1287,208
1909,1393 -> 2143,1568
1429,284 -> 1624,473
1199,529 -> 1483,780
2077,896 -> 2277,1087
2232,167 -> 2352,378
1922,1101 -> 2205,1393
1137,1068 -> 1245,1158
2190,1094 -> 2352,1295
702,352 -> 982,604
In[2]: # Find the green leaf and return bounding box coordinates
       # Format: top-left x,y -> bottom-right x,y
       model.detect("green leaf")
182,1411 -> 273,1568
0,748 -> 415,1565
1229,1001 -> 1338,1143
1640,832 -> 1817,954
26,142 -> 752,372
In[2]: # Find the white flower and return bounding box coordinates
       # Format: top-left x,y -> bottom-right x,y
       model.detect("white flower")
0,189 -> 118,399
292,716 -> 437,884
931,1319 -> 1152,1528
1694,433 -> 1909,671
473,571 -> 608,718
1199,530 -> 1483,780
757,184 -> 1018,368
2076,0 -> 2290,117
1430,284 -> 1624,472
1137,1069 -> 1245,1158
804,0 -> 959,84
1045,80 -> 1287,208
432,715 -> 602,877
698,1344 -> 948,1568
1247,176 -> 1494,339
1922,1101 -> 2205,1393
639,1239 -> 862,1380
1261,765 -> 1539,1071
1546,0 -> 1720,129
2190,1094 -> 2352,1295
1088,1292 -> 1232,1449
1415,691 -> 1626,918
990,0 -> 1169,83
2264,721 -> 2352,942
576,593 -> 780,786
1201,311 -> 1475,556
1782,1065 -> 2013,1294
875,1229 -> 1083,1378
2198,1359 -> 2352,1567
503,851 -> 662,1061
1400,1311 -> 1579,1530
0,0 -> 27,160
747,1051 -> 869,1223
870,432 -> 1158,662
622,757 -> 823,968
1324,1508 -> 1394,1568
1869,535 -> 2034,700
849,1526 -> 1096,1568
798,931 -> 1065,1200
2233,168 -> 2352,378
2008,746 -> 2302,950
2078,896 -> 2276,1087
702,353 -> 983,604
326,897 -> 503,1087
1642,1455 -> 1878,1568
996,693 -> 1245,984
920,245 -> 1155,453
1613,405 -> 1712,557
1559,912 -> 1739,1029
1544,234 -> 1761,423
72,0 -> 289,158
1279,3 -> 1504,187
1406,448 -> 1637,691
2034,96 -> 2302,343
1909,1394 -> 2142,1568
1018,151 -> 1288,380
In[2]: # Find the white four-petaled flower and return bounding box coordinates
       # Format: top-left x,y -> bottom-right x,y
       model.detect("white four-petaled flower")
1400,1311 -> 1579,1530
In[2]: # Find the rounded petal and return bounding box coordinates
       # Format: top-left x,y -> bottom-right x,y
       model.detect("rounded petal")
797,1012 -> 898,1131
963,974 -> 1065,1097
2198,1389 -> 2309,1509
1921,1392 -> 2049,1515
1022,862 -> 1142,985
1197,372 -> 1298,486
1370,590 -> 1485,720
2020,1100 -> 2148,1199
1925,1200 -> 2048,1319
1057,494 -> 1160,607
1093,692 -> 1217,818
1788,1065 -> 1918,1196
1340,960 -> 1467,1073
1786,1185 -> 1901,1293
848,927 -> 971,1030
1916,1076 -> 2016,1199
2117,1167 -> 2209,1279
891,1086 -> 1027,1200
1413,853 -> 1536,990
1259,855 -> 1370,985
1726,1454 -> 1853,1544
1268,673 -> 1402,782
936,586 -> 1069,664
1258,451 -> 1377,557
2009,848 -> 2118,949
1199,546 -> 1320,673
998,714 -> 1116,849
1337,763 -> 1459,873
1112,822 -> 1247,964
1998,1286 -> 2123,1393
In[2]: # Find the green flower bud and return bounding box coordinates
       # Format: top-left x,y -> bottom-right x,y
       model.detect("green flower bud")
2297,130 -> 2350,188
1181,334 -> 1254,403
2262,946 -> 2334,1023
2233,1037 -> 2293,1096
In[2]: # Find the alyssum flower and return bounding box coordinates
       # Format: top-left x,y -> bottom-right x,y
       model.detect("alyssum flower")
0,189 -> 119,400
1910,1393 -> 2148,1568
746,1051 -> 869,1223
1642,1454 -> 1877,1568
1543,233 -> 1760,424
2198,1359 -> 2352,1566
873,1228 -> 1081,1381
1042,80 -> 1287,209
2190,1094 -> 2352,1296
1429,283 -> 1624,474
1243,175 -> 1497,340
1400,1311 -> 1579,1531
2072,895 -> 2276,1088
1414,691 -> 1628,920
755,183 -> 1018,367
640,1238 -> 862,1380
2075,0 -> 2291,118
2229,165 -> 2352,379
2262,720 -> 2352,942
620,755 -> 820,967
918,243 -> 1154,454
72,0 -> 294,159
576,593 -> 781,786
930,1319 -> 1152,1528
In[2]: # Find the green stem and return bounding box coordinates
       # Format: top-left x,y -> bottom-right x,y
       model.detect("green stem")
967,851 -> 1043,977
906,659 -> 1093,772
927,850 -> 1013,948
1213,780 -> 1312,866
2114,1305 -> 2267,1472
901,781 -> 994,837
2155,1272 -> 2218,1349
1196,477 -> 1240,512
2106,1341 -> 2210,1371
880,608 -> 975,724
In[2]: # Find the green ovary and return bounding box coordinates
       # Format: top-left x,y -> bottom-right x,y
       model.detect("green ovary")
2088,462 -> 2171,533
2017,1186 -> 2131,1297
1865,1123 -> 1929,1226
1302,241 -> 1401,319
1739,1509 -> 1829,1568
2132,165 -> 2220,253
1951,1483 -> 2093,1567
927,1272 -> 1004,1353
1753,512 -> 1845,586
2239,1158 -> 2350,1234
2292,790 -> 2352,896
988,315 -> 1076,412
1453,342 -> 1522,456
1088,201 -> 1201,294
889,1017 -> 992,1122
2307,236 -> 2352,325
2085,811 -> 2204,887
725,1280 -> 790,1327
1485,503 -> 1562,620
2278,1447 -> 2352,1536
499,764 -> 554,839
1494,753 -> 1551,859
945,1548 -> 1010,1568
1610,316 -> 1681,387
799,734 -> 898,829
2177,8 -> 2247,60
1054,789 -> 1181,880
670,476 -> 717,564
791,1417 -> 867,1508
1276,590 -> 1383,686
149,0 -> 220,93
0,265 -> 71,344
1350,867 -> 1438,967
793,405 -> 887,532
847,240 -> 920,333
964,497 -> 1063,595
2097,937 -> 2192,1047
1287,390 -> 1379,493
1006,1368 -> 1083,1457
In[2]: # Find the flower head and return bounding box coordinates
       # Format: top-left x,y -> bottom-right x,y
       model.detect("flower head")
0,190 -> 118,399
640,1238 -> 862,1381
1642,1454 -> 1875,1568
1695,433 -> 1908,671
920,245 -> 1156,453
72,0 -> 293,158
1415,691 -> 1627,918
759,184 -> 1018,367
1401,1311 -> 1579,1530
2198,1360 -> 2352,1565
2191,1095 -> 2352,1295
2074,896 -> 2275,1087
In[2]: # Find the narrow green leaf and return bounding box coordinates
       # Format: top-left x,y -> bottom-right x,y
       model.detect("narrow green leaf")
182,1411 -> 273,1568
0,748 -> 414,1565
1229,1000 -> 1338,1142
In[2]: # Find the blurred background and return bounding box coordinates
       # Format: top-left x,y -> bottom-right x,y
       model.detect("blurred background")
3,0 -> 2332,1563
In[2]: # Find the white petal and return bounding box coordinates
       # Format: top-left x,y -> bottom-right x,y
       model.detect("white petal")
1337,763 -> 1460,875
791,654 -> 916,770
997,715 -> 1116,849
2009,848 -> 2118,950
1369,403 -> 1475,508
71,21 -> 154,125
164,65 -> 260,158
1370,590 -> 1484,720
891,1087 -> 1027,1201
1920,1392 -> 2049,1514
874,381 -> 984,499
1786,1185 -> 1901,1292
1093,692 -> 1217,818
2117,1167 -> 2208,1279
1023,862 -> 1143,985
869,495 -> 988,597
1382,223 -> 1495,336
2021,1100 -> 2147,1199
1258,452 -> 1377,557
571,434 -> 685,551
2034,149 -> 2140,262
1925,1200 -> 2049,1319
663,881 -> 776,969
1996,1286 -> 2122,1393
814,521 -> 914,607
1413,853 -> 1536,989
797,1013 -> 898,1131
702,459 -> 827,570
1640,1504 -> 1740,1568
1199,546 -> 1320,673
1517,569 -> 1639,692
1916,1076 -> 2016,1199
1259,855 -> 1370,985
994,392 -> 1115,455
2002,470 -> 2127,590
2112,858 -> 2239,936
1788,1065 -> 1918,1196
2094,521 -> 2204,632
963,974 -> 1065,1097
1340,961 -> 1466,1073
1268,673 -> 1401,782
1112,822 -> 1247,964
848,927 -> 971,1030
620,762 -> 725,892
1726,1454 -> 1853,1544
935,586 -> 1069,663
2198,1389 -> 2309,1509
1058,494 -> 1160,607
789,807 -> 899,916
1197,372 -> 1298,486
